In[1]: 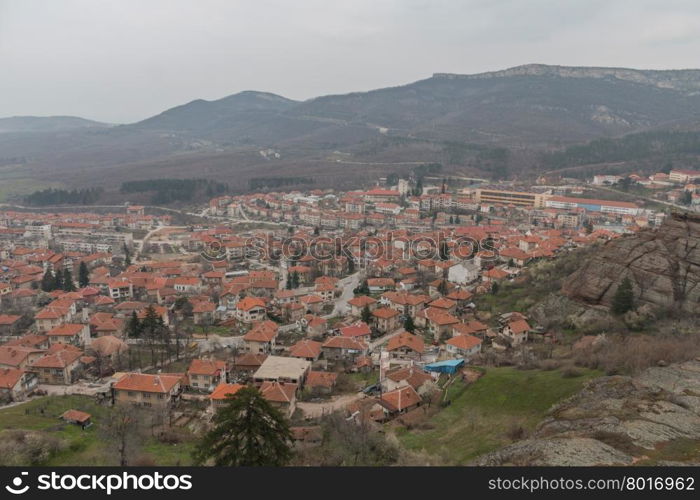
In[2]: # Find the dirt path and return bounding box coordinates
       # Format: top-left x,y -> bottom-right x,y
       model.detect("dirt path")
296,392 -> 365,419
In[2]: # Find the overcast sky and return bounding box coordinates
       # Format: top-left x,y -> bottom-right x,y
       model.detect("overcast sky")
2,0 -> 700,123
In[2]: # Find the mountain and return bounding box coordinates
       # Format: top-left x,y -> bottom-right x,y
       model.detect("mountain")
562,212 -> 700,314
5,63 -> 700,197
0,116 -> 110,134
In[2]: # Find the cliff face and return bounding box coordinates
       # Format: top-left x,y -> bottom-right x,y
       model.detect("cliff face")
562,213 -> 700,314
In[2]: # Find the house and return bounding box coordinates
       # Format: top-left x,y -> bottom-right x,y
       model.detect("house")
374,385 -> 422,421
30,345 -> 83,385
299,294 -> 323,314
419,307 -> 460,342
339,321 -> 372,342
61,409 -> 92,428
321,336 -> 368,361
305,371 -> 338,395
445,334 -> 483,358
386,331 -> 424,361
371,307 -> 401,333
260,381 -> 297,417
235,296 -> 267,323
0,314 -> 22,336
289,339 -> 322,362
0,368 -> 38,402
300,315 -> 327,338
367,278 -> 395,293
209,382 -> 244,411
383,366 -> 433,393
253,355 -> 311,387
188,359 -> 227,392
243,321 -> 278,354
502,319 -> 531,345
447,261 -> 480,285
427,297 -> 457,314
46,323 -> 90,347
230,353 -> 267,377
347,295 -> 377,317
0,346 -> 45,370
382,291 -> 429,317
112,373 -> 182,408
192,301 -> 216,325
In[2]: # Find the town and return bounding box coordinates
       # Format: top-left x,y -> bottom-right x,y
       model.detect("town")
0,165 -> 698,465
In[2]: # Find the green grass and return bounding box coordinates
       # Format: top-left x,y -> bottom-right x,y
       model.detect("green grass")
0,395 -> 196,466
398,366 -> 600,464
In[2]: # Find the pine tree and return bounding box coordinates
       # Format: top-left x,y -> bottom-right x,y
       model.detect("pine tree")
192,386 -> 293,466
126,311 -> 142,338
404,315 -> 415,333
54,269 -> 64,291
41,269 -> 55,292
63,269 -> 76,292
78,261 -> 90,288
612,277 -> 634,315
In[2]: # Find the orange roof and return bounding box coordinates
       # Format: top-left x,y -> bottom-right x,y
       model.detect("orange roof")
386,331 -> 424,353
372,307 -> 400,320
507,319 -> 531,334
188,359 -> 226,376
31,348 -> 83,369
447,334 -> 483,350
289,340 -> 322,359
340,321 -> 372,338
260,381 -> 296,403
322,336 -> 367,351
379,385 -> 421,412
113,373 -> 182,394
306,371 -> 338,389
210,383 -> 245,401
348,295 -> 377,307
0,367 -> 25,389
236,296 -> 266,311
46,323 -> 85,337
61,409 -> 91,423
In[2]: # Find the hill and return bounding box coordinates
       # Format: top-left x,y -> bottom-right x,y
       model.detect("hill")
5,63 -> 700,198
0,116 -> 110,134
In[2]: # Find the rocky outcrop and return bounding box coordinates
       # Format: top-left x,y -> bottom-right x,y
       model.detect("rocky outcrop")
562,213 -> 700,314
475,360 -> 700,466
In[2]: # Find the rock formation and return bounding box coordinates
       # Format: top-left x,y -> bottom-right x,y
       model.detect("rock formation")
475,360 -> 700,466
562,212 -> 700,314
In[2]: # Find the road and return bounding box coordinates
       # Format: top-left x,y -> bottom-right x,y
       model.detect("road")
326,271 -> 362,317
296,392 -> 365,419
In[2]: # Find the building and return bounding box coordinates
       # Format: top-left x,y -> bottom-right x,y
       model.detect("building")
209,382 -> 244,411
445,334 -> 483,358
253,356 -> 311,387
475,188 -> 547,208
188,359 -> 227,392
112,373 -> 182,408
670,169 -> 700,184
545,196 -> 640,216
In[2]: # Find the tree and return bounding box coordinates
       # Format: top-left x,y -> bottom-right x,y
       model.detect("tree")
62,269 -> 76,292
290,271 -> 300,289
53,269 -> 64,291
612,277 -> 634,315
126,311 -> 142,338
123,244 -> 132,267
41,270 -> 55,292
101,405 -> 143,466
361,304 -> 372,324
439,240 -> 449,261
404,315 -> 415,333
78,261 -> 90,288
193,387 -> 292,466
437,279 -> 448,296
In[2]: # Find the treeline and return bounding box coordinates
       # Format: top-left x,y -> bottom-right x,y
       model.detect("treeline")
542,130 -> 700,170
249,176 -> 314,190
24,187 -> 104,206
120,178 -> 229,204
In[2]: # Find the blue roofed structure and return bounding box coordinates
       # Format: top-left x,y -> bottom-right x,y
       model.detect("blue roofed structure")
423,358 -> 465,374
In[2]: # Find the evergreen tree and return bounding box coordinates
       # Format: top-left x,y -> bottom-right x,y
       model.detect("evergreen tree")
54,269 -> 64,291
612,277 -> 634,315
491,281 -> 499,294
439,241 -> 450,261
290,271 -> 300,289
41,269 -> 55,292
126,312 -> 142,338
192,386 -> 293,466
78,261 -> 90,288
455,215 -> 461,224
63,269 -> 76,292
361,304 -> 372,324
404,315 -> 415,333
437,280 -> 448,296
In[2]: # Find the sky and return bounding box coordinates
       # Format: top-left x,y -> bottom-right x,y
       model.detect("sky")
2,0 -> 700,123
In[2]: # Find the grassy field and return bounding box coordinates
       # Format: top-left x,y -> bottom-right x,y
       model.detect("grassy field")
0,395 -> 195,466
397,366 -> 600,464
